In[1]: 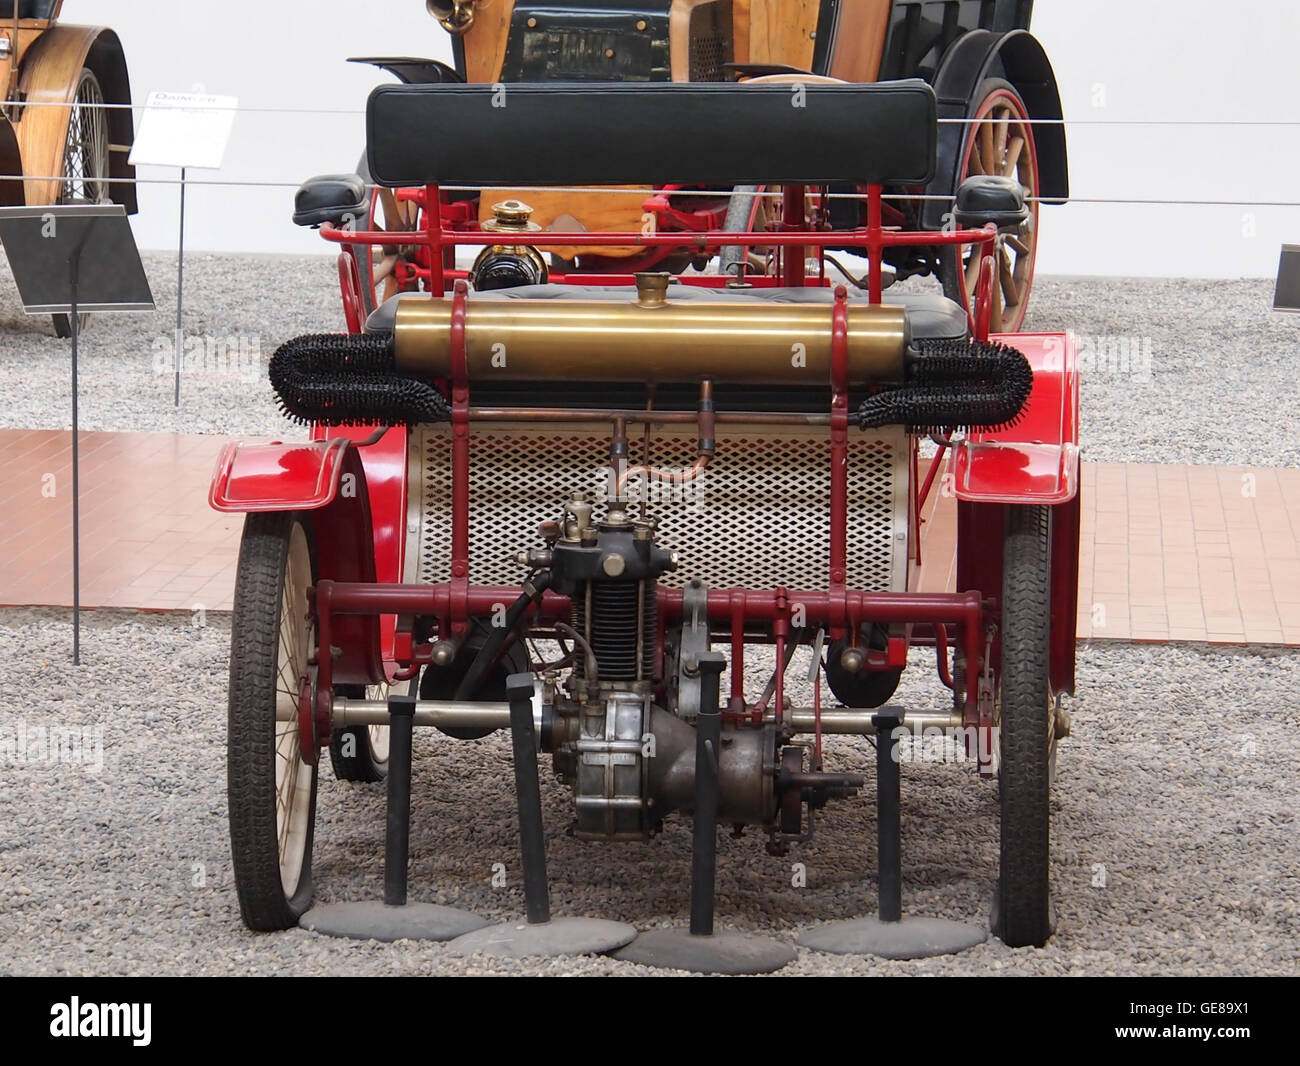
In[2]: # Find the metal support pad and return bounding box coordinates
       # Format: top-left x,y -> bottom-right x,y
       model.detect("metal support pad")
384,693 -> 416,906
795,709 -> 986,959
615,652 -> 795,974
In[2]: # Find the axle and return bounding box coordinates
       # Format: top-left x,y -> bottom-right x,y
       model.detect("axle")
322,696 -> 962,737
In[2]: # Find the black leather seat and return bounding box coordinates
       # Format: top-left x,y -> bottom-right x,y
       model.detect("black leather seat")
365,285 -> 969,341
292,174 -> 369,229
954,175 -> 1029,233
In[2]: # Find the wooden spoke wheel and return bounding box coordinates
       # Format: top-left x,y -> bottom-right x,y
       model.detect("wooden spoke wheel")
993,504 -> 1056,948
227,512 -> 319,930
940,79 -> 1040,334
355,153 -> 422,318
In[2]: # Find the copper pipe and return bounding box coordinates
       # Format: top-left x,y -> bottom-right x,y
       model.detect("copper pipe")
616,380 -> 714,495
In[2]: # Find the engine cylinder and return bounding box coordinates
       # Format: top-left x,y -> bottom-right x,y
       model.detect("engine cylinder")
552,503 -> 675,684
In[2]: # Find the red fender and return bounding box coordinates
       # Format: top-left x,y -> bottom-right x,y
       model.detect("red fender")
210,431 -> 407,685
310,425 -> 409,670
951,332 -> 1079,506
952,332 -> 1081,697
209,429 -> 407,588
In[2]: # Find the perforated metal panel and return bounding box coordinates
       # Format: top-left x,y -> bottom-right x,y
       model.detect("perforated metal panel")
688,0 -> 733,83
405,422 -> 909,593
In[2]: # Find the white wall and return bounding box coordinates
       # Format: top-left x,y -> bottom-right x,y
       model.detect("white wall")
60,0 -> 1300,277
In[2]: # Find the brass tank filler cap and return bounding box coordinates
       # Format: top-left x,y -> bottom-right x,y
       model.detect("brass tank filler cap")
483,199 -> 542,234
633,272 -> 672,309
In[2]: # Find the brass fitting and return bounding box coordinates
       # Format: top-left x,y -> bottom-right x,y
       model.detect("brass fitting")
633,272 -> 672,309
469,200 -> 549,291
428,0 -> 475,34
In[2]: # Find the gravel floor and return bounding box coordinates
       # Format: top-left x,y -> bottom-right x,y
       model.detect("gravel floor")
2,254 -> 1296,975
1,608 -> 1297,976
0,250 -> 1294,467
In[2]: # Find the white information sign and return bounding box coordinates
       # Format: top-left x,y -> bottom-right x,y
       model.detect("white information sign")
129,91 -> 238,170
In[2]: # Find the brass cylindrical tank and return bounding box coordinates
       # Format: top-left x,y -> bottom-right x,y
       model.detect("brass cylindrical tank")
393,285 -> 908,386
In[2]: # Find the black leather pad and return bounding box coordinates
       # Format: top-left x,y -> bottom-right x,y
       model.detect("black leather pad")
292,173 -> 368,228
366,81 -> 937,188
955,175 -> 1028,232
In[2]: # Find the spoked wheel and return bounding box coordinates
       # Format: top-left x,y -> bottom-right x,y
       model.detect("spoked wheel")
940,79 -> 1040,333
329,683 -> 391,782
227,512 -> 319,930
354,153 -> 421,318
994,503 -> 1055,948
52,68 -> 111,339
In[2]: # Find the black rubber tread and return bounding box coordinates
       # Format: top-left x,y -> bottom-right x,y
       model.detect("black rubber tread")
996,503 -> 1054,947
329,684 -> 389,783
227,511 -> 318,931
938,78 -> 1034,329
719,184 -> 762,278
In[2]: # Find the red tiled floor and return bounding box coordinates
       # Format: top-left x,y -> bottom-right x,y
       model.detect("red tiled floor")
916,457 -> 1298,646
0,430 -> 242,612
1,430 -> 1297,646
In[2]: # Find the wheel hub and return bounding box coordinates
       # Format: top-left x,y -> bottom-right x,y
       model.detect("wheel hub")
297,673 -> 319,765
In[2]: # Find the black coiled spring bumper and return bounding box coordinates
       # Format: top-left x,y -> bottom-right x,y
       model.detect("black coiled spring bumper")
267,333 -> 1031,433
268,333 -> 450,426
856,338 -> 1034,434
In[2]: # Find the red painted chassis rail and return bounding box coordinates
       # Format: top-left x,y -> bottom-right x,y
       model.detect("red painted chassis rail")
321,183 -> 997,310
317,580 -> 987,728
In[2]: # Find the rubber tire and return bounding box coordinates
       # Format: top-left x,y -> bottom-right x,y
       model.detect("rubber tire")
938,78 -> 1038,333
996,503 -> 1054,947
329,685 -> 389,783
227,512 -> 318,931
718,184 -> 762,278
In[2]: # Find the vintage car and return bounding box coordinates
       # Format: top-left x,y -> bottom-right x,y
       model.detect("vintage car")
0,0 -> 137,334
215,70 -> 1079,963
320,0 -> 1065,335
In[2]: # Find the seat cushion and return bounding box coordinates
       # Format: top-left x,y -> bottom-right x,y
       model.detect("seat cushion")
955,174 -> 1029,232
292,173 -> 369,229
365,284 -> 968,341
367,81 -> 938,188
